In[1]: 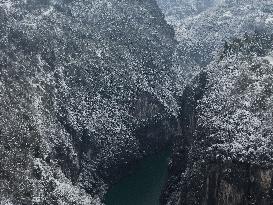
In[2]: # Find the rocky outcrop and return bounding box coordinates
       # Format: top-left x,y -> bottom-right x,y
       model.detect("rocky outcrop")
203,163 -> 273,205
167,161 -> 273,205
160,72 -> 208,205
161,33 -> 273,205
156,1 -> 273,204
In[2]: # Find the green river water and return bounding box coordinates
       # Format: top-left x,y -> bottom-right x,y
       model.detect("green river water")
104,150 -> 170,205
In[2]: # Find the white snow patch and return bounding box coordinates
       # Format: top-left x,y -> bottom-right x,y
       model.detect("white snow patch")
36,54 -> 45,66
96,49 -> 102,57
223,11 -> 232,18
265,16 -> 273,24
262,56 -> 273,66
0,0 -> 12,9
42,6 -> 54,16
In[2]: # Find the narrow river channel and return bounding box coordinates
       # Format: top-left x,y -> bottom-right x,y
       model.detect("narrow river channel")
104,150 -> 170,205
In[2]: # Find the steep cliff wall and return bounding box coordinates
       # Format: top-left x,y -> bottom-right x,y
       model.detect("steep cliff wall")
161,32 -> 273,205
156,2 -> 273,204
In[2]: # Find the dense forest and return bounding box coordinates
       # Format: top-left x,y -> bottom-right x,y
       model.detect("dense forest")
0,0 -> 273,204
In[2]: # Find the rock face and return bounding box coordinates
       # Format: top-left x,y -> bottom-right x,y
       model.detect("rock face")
161,31 -> 273,205
0,0 -> 178,204
202,163 -> 273,205
155,1 -> 273,204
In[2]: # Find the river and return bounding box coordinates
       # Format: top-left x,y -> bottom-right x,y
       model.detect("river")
104,150 -> 170,205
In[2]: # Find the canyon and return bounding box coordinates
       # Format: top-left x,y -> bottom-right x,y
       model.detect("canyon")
0,0 -> 273,205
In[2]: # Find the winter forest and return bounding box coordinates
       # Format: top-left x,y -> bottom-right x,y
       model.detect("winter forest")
1,0 -> 273,204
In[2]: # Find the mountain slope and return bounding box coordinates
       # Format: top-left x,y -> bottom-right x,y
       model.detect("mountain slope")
156,1 -> 273,204
2,0 -> 273,204
161,26 -> 273,205
157,0 -> 273,95
0,0 -> 177,204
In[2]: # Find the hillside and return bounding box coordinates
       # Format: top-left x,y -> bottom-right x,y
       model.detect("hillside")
158,1 -> 273,204
1,0 -> 273,205
0,0 -> 177,204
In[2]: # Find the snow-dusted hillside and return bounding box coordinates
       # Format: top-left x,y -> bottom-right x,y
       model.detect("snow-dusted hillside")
158,0 -> 273,203
1,0 -> 273,204
157,0 -> 273,95
0,0 -> 177,204
198,32 -> 273,165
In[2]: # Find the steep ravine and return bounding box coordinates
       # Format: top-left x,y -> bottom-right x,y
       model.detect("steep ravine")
1,0 -> 273,204
101,93 -> 181,204
104,149 -> 171,205
106,39 -> 273,205
161,72 -> 208,205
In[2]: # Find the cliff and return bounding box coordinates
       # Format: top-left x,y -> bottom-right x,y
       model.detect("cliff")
157,1 -> 273,204
161,32 -> 273,205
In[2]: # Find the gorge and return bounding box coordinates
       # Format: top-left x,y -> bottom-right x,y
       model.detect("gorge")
0,0 -> 273,205
104,149 -> 171,205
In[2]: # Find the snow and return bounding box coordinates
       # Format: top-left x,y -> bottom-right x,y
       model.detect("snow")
263,55 -> 273,66
265,16 -> 273,24
1,0 -> 273,203
0,0 -> 177,203
223,11 -> 232,18
0,0 -> 13,12
197,35 -> 273,164
42,6 -> 54,16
